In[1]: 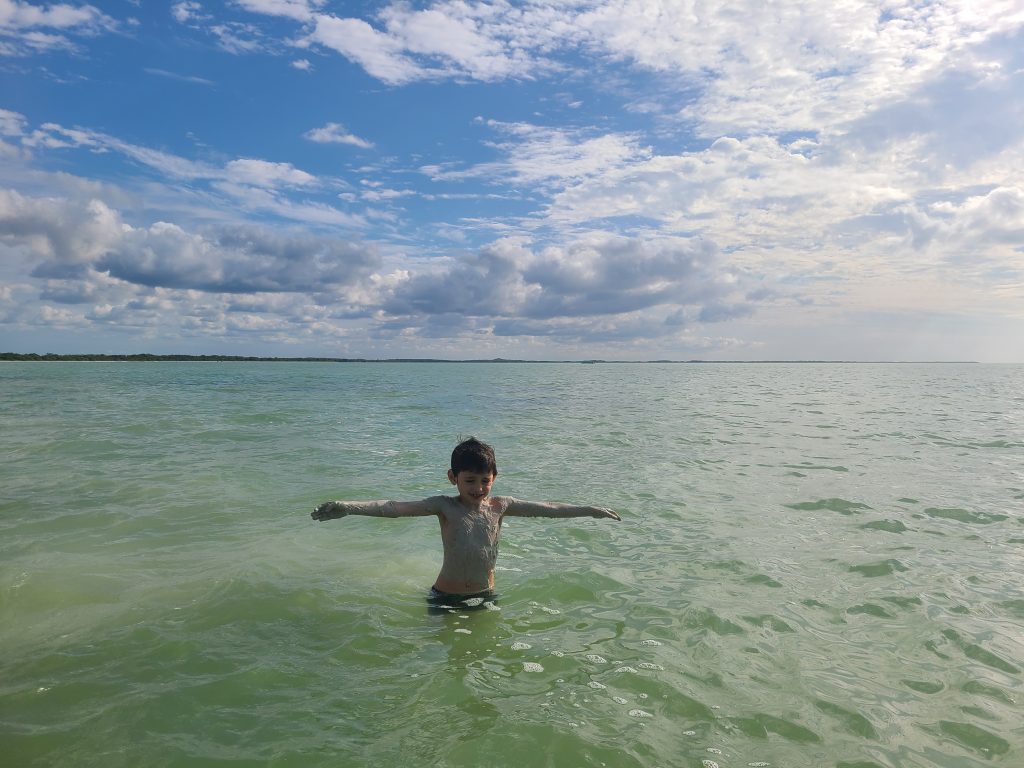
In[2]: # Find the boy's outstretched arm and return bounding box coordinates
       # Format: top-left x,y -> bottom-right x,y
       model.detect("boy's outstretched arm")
504,499 -> 621,521
312,499 -> 437,521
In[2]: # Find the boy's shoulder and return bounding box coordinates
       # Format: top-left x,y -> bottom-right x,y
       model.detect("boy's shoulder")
425,494 -> 516,513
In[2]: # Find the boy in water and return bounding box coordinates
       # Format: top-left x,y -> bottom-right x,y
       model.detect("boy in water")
312,437 -> 620,609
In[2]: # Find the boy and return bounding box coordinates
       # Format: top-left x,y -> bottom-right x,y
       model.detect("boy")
312,437 -> 620,608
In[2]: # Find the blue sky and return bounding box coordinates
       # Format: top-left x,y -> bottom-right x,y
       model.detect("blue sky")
1,0 -> 1022,360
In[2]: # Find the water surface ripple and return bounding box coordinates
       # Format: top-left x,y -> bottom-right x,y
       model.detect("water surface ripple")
1,362 -> 1022,767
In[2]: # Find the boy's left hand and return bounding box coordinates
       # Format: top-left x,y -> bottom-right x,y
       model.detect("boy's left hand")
593,507 -> 621,520
312,501 -> 345,521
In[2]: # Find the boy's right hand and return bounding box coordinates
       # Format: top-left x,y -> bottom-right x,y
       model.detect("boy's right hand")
312,501 -> 347,521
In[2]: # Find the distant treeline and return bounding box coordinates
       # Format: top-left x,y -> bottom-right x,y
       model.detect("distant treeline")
0,353 -> 547,362
1,353 -> 367,362
1,353 -> 975,363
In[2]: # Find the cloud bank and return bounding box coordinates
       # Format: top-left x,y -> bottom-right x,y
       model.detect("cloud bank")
1,1 -> 1022,359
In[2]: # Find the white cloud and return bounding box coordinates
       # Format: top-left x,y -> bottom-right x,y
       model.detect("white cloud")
304,122 -> 374,149
15,29 -> 72,53
301,2 -> 558,84
487,121 -> 651,186
209,181 -> 367,228
358,181 -> 415,202
377,4 -> 522,81
210,22 -> 264,54
144,68 -> 215,86
383,234 -> 743,328
0,188 -> 380,294
8,119 -> 372,230
0,0 -> 114,30
0,107 -> 26,135
422,121 -> 650,188
0,0 -> 119,55
0,188 -> 125,283
171,1 -> 202,24
100,221 -> 378,293
309,15 -> 427,84
904,186 -> 1024,266
20,121 -> 321,190
238,0 -> 1024,143
224,158 -> 317,188
5,2 -> 1024,358
234,0 -> 320,23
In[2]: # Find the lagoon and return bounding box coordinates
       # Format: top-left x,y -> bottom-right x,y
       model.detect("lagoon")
1,362 -> 1021,767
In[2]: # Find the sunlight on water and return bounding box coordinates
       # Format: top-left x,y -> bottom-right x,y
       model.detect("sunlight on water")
1,362 -> 1022,767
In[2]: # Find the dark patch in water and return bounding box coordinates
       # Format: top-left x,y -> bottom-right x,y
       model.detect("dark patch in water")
861,519 -> 907,533
925,507 -> 1007,525
848,559 -> 908,577
814,699 -> 879,739
932,720 -> 1010,756
847,603 -> 893,618
786,498 -> 871,515
941,629 -> 1020,674
903,679 -> 944,694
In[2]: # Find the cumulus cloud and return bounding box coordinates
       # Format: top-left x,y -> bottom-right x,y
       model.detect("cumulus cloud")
896,186 -> 1024,259
99,223 -> 379,293
521,237 -> 728,319
382,235 -> 750,342
0,189 -> 380,294
0,188 -> 125,276
7,2 -> 1024,357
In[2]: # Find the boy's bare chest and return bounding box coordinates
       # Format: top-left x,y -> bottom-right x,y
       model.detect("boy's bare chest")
441,500 -> 503,544
452,509 -> 501,537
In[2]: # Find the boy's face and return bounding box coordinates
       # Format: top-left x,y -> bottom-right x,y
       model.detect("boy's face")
448,468 -> 496,505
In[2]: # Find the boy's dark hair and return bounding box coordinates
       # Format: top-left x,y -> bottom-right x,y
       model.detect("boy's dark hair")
451,437 -> 498,477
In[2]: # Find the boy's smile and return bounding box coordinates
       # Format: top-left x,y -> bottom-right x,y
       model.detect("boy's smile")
448,469 -> 495,506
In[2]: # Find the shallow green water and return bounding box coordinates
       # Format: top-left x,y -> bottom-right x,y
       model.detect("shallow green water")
1,362 -> 1022,767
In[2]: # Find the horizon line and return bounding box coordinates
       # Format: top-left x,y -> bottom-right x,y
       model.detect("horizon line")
0,353 -> 986,364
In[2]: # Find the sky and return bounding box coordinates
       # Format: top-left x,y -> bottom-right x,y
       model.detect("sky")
1,0 -> 1023,361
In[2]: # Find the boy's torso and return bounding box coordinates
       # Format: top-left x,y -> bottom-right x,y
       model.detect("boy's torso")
431,495 -> 512,594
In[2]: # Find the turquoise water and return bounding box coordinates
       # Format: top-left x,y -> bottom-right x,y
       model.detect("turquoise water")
1,362 -> 1022,767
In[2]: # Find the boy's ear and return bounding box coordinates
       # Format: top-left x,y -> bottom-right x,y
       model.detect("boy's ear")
447,469 -> 457,485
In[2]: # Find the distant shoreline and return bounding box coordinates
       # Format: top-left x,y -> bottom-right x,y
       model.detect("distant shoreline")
0,353 -> 980,364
